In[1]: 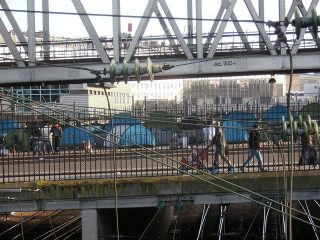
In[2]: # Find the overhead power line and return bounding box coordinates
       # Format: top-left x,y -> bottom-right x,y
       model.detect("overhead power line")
0,8 -> 273,25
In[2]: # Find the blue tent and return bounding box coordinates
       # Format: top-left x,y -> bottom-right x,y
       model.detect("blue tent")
0,119 -> 20,136
61,126 -> 95,147
262,105 -> 288,123
222,112 -> 257,128
104,113 -> 141,132
105,124 -> 155,147
223,121 -> 249,143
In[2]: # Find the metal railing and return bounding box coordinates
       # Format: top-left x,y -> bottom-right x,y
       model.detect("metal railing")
0,98 -> 320,183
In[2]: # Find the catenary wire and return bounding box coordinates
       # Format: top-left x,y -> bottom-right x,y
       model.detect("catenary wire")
0,8 -> 287,25
1,90 -> 320,229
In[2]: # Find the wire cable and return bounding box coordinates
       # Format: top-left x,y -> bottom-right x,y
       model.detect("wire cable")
138,208 -> 160,240
1,90 -> 320,229
102,83 -> 120,240
0,8 -> 283,25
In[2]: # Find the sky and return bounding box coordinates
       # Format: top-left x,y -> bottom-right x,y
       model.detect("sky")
0,0 -> 318,39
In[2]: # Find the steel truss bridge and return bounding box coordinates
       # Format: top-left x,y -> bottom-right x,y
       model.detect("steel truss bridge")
0,0 -> 319,85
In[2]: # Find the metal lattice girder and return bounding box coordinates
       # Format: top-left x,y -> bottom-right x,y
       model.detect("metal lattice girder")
0,18 -> 24,67
158,0 -> 193,59
207,0 -> 237,58
244,0 -> 277,55
205,3 -> 225,45
230,11 -> 252,50
71,0 -> 110,64
153,6 -> 180,55
0,0 -> 28,53
1,53 -> 319,85
124,0 -> 157,61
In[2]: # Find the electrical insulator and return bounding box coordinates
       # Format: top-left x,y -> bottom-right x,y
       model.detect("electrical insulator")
292,8 -> 320,39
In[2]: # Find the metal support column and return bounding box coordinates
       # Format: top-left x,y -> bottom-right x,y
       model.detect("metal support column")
196,0 -> 203,58
262,203 -> 271,240
112,0 -> 121,62
258,0 -> 265,50
196,204 -> 210,240
42,0 -> 50,61
27,0 -> 36,66
187,0 -> 193,46
217,205 -> 227,240
279,0 -> 286,55
298,201 -> 319,240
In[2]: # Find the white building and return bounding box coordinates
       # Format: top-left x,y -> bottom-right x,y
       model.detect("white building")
130,79 -> 184,102
60,83 -> 132,110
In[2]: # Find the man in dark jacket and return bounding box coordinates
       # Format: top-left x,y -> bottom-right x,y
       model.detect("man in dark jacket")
240,124 -> 265,172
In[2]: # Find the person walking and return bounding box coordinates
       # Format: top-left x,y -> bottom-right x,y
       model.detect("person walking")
240,124 -> 265,172
41,121 -> 53,154
51,122 -> 62,153
211,121 -> 234,174
30,120 -> 41,156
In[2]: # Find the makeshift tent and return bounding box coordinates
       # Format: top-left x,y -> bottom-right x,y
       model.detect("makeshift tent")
300,102 -> 320,120
61,126 -> 95,147
262,105 -> 288,124
222,111 -> 257,128
179,116 -> 206,130
223,121 -> 249,143
105,125 -> 155,148
144,111 -> 178,130
104,113 -> 141,132
0,119 -> 20,136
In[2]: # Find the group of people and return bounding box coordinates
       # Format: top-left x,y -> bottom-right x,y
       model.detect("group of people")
200,118 -> 319,174
209,121 -> 264,174
183,118 -> 265,174
30,121 -> 63,155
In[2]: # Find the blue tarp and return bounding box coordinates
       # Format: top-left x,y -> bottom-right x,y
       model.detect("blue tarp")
222,112 -> 257,128
223,121 -> 249,143
104,113 -> 141,132
61,127 -> 95,146
105,124 -> 155,147
0,119 -> 20,136
262,105 -> 288,123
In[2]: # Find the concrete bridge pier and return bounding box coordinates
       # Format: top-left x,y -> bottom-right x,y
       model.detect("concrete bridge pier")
82,209 -> 101,240
81,207 -> 174,240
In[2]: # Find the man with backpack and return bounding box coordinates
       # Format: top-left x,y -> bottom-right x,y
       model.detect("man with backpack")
240,124 -> 265,172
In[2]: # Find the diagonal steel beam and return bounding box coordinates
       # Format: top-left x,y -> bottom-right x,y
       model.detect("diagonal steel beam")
0,17 -> 24,67
124,0 -> 157,61
205,3 -> 226,45
72,0 -> 110,63
207,0 -> 237,58
230,12 -> 252,50
244,0 -> 277,55
158,0 -> 193,59
153,6 -> 180,55
0,0 -> 28,53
